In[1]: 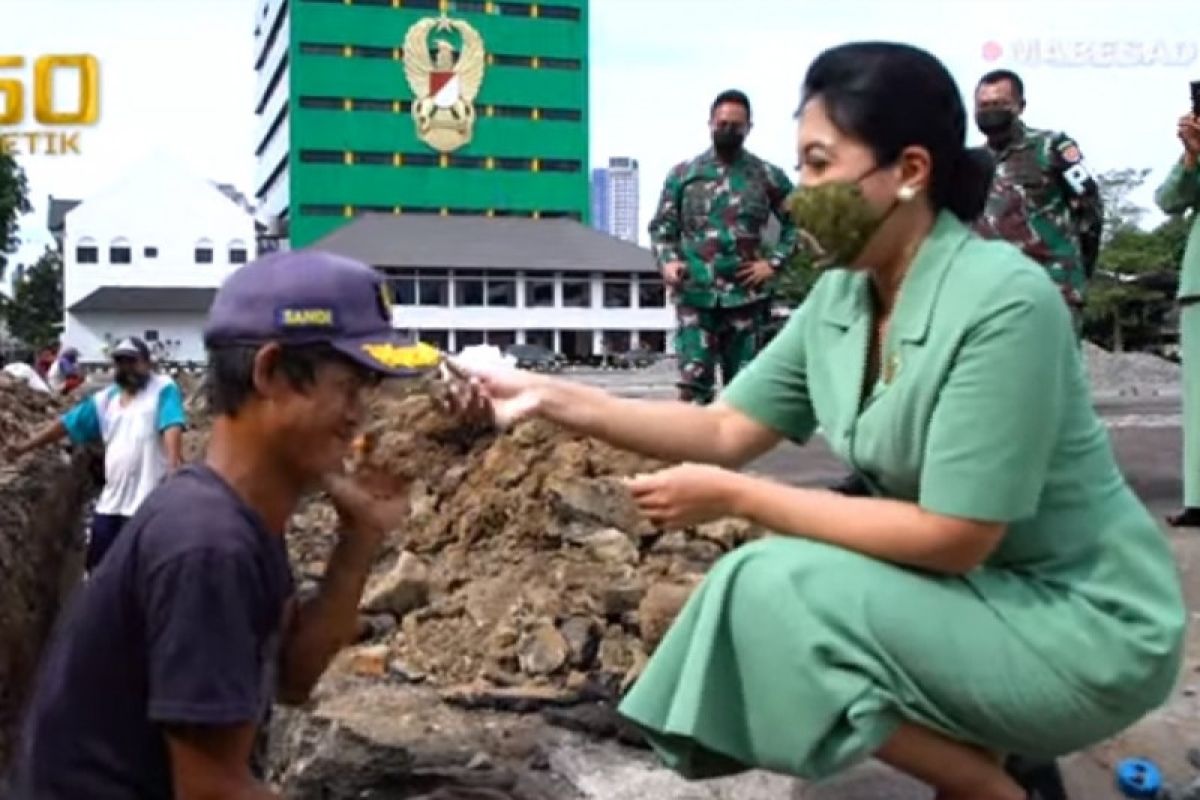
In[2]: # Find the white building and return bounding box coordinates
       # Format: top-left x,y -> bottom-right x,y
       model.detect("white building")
59,153 -> 258,364
591,157 -> 640,244
314,214 -> 674,358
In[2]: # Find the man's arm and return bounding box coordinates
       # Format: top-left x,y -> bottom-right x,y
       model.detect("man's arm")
276,475 -> 403,704
7,396 -> 100,459
1155,157 -> 1200,215
165,724 -> 279,800
648,163 -> 686,268
765,164 -> 801,269
157,381 -> 188,470
1050,133 -> 1103,277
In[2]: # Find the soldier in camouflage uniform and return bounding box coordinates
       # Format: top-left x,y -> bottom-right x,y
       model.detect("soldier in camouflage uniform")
649,89 -> 800,404
972,69 -> 1104,335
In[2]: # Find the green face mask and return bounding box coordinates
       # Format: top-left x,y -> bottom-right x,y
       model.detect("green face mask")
788,167 -> 899,269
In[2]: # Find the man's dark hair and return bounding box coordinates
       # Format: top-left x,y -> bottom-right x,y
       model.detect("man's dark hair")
204,343 -> 366,416
711,89 -> 752,120
798,41 -> 995,223
977,69 -> 1025,101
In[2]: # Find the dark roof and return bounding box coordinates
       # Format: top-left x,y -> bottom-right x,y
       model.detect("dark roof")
69,287 -> 217,313
311,214 -> 658,273
47,197 -> 81,235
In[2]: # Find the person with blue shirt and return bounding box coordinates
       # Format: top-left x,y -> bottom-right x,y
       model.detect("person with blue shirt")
6,336 -> 187,572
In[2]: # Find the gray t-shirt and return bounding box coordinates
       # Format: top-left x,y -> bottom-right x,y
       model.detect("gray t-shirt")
8,464 -> 295,799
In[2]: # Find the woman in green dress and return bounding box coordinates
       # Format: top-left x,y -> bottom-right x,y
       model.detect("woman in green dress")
443,42 -> 1186,800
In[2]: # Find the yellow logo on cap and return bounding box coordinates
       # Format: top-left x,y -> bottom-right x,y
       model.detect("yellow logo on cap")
280,307 -> 335,327
361,341 -> 442,370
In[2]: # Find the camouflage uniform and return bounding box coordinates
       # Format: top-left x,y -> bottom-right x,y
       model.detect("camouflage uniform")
973,122 -> 1104,334
649,148 -> 799,404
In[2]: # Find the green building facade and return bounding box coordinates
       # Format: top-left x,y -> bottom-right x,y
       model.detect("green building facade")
253,0 -> 590,248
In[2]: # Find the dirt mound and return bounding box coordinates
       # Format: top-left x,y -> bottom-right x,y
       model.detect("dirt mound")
0,375 -> 98,768
187,379 -> 756,702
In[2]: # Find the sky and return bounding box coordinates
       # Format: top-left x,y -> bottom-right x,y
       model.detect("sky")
2,0 -> 1197,291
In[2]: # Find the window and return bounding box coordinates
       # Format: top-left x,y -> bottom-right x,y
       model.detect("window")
638,277 -> 666,307
559,330 -> 592,359
455,276 -> 485,306
404,153 -> 438,167
76,245 -> 98,264
486,330 -> 516,349
496,157 -> 531,171
561,277 -> 592,308
419,330 -> 449,350
195,239 -> 214,264
390,273 -> 417,305
540,107 -> 582,121
540,158 -> 581,173
524,272 -> 555,307
454,0 -> 487,10
299,42 -> 343,56
144,329 -> 160,342
486,272 -> 517,307
540,3 -> 581,19
229,240 -> 249,264
109,239 -> 132,264
299,96 -> 342,109
144,246 -> 158,258
602,331 -> 631,353
354,99 -> 393,112
525,329 -> 553,349
299,204 -> 344,216
638,331 -> 667,352
354,45 -> 393,59
418,271 -> 450,305
300,149 -> 342,164
603,275 -> 632,308
458,330 -> 485,348
353,151 -> 392,165
541,56 -> 582,70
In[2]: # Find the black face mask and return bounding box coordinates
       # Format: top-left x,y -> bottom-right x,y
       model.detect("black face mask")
115,370 -> 149,391
712,125 -> 746,157
975,107 -> 1016,137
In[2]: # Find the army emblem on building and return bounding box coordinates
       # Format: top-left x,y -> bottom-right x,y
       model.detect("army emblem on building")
403,15 -> 487,153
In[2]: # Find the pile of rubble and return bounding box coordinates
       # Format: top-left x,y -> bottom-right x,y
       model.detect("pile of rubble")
186,379 -> 756,708
0,376 -> 97,767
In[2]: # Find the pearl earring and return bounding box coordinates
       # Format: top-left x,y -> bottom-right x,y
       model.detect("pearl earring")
897,185 -> 917,202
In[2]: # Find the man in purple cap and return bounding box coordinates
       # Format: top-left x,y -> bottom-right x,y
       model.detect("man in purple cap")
8,250 -> 427,799
7,336 -> 187,573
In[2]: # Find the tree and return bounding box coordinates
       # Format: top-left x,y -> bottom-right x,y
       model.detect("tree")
1096,166 -> 1152,243
0,152 -> 31,285
3,247 -> 63,348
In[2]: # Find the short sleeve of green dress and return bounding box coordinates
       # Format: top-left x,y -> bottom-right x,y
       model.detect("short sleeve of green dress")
616,212 -> 1186,782
917,273 -> 1069,522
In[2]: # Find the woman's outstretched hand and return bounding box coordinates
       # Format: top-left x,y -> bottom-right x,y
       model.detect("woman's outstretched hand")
625,463 -> 741,529
437,359 -> 545,429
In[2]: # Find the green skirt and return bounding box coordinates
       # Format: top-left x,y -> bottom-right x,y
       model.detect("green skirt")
617,536 -> 1177,781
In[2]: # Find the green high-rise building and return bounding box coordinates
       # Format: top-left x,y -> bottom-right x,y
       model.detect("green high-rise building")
252,0 -> 590,248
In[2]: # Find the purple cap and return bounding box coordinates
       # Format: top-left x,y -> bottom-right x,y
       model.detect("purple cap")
203,249 -> 422,377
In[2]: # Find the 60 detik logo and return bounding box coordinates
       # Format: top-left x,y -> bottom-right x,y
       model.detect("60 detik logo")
0,54 -> 100,156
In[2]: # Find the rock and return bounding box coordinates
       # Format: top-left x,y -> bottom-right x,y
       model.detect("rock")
361,550 -> 431,618
580,528 -> 639,566
602,581 -> 645,618
517,623 -> 570,676
547,477 -> 652,537
356,613 -> 398,643
558,616 -> 600,669
348,644 -> 391,678
638,579 -> 703,651
694,518 -> 758,550
440,681 -> 587,713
